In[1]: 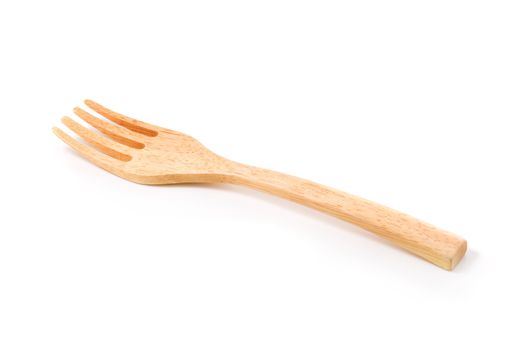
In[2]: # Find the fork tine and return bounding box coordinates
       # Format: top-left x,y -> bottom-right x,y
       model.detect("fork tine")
61,117 -> 132,162
84,99 -> 158,137
74,107 -> 145,149
53,127 -> 126,172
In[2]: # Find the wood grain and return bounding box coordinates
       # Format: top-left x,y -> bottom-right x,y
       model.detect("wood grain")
53,100 -> 467,270
227,163 -> 467,270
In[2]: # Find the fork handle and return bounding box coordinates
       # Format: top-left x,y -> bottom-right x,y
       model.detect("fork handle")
228,163 -> 466,270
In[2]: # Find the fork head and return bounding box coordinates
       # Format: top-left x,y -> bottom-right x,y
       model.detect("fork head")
53,100 -> 232,184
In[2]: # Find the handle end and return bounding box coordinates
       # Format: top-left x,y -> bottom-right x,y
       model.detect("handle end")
446,239 -> 467,271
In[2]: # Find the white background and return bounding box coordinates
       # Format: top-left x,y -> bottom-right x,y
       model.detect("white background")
1,1 -> 504,349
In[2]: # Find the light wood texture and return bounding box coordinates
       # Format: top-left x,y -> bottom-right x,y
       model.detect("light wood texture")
53,100 -> 467,270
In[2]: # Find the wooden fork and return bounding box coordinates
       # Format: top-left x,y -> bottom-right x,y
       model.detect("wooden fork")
53,100 -> 467,270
